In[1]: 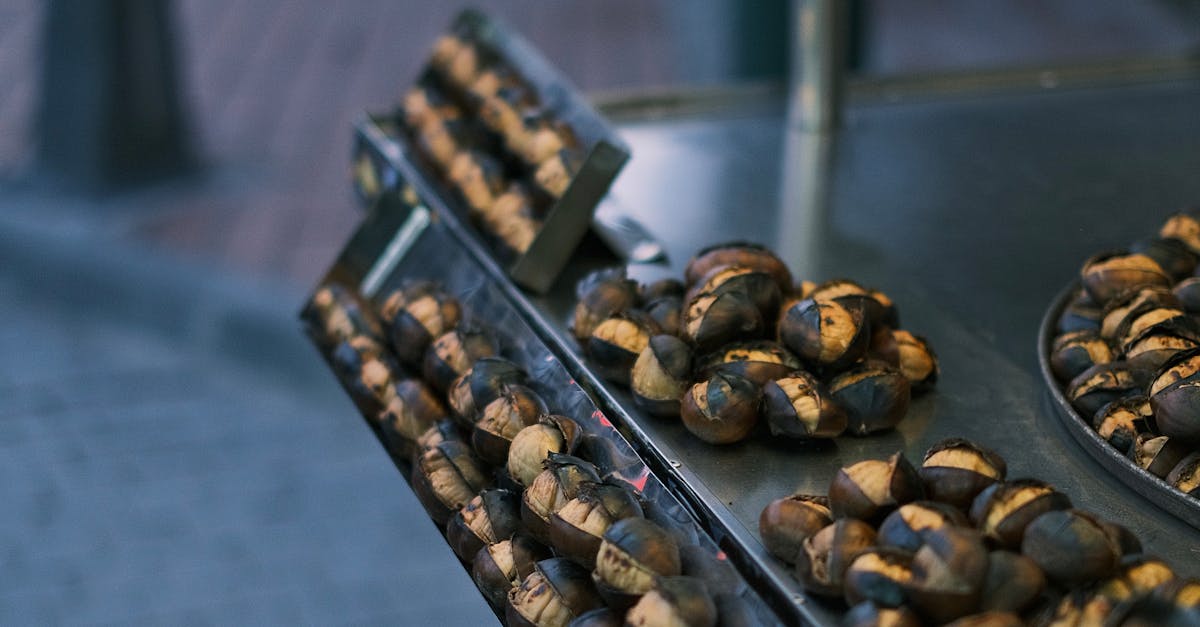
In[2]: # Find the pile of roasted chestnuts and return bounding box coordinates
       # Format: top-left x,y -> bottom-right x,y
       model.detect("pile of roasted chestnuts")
397,27 -> 588,256
759,437 -> 1197,626
305,279 -> 759,626
573,242 -> 938,445
1050,209 -> 1200,499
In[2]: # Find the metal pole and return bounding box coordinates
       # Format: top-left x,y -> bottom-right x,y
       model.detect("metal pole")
789,0 -> 847,132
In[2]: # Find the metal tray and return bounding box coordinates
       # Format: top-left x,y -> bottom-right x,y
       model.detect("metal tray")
355,9 -> 630,294
1038,281 -> 1200,529
300,190 -> 778,624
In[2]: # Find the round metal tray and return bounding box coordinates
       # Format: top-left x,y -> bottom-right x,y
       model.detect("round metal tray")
1038,282 -> 1200,529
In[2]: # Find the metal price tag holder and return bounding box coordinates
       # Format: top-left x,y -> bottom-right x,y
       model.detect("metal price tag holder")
301,189 -> 779,624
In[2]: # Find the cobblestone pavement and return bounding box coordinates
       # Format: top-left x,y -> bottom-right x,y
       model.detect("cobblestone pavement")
0,212 -> 495,625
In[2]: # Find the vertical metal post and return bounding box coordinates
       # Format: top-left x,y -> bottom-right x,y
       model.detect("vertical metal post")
789,0 -> 848,132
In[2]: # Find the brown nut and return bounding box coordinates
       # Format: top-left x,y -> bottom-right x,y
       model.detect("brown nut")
401,85 -> 457,129
684,242 -> 792,295
447,489 -> 522,561
905,526 -> 990,623
843,602 -> 922,627
1149,347 -> 1200,442
624,576 -> 717,627
1173,277 -> 1200,314
829,452 -> 925,524
378,378 -> 448,452
680,372 -> 761,445
1050,330 -> 1114,383
381,284 -> 461,367
1080,251 -> 1170,305
1167,451 -> 1200,496
573,269 -> 638,342
968,479 -> 1072,549
415,418 -> 466,454
329,334 -> 387,382
685,265 -> 783,329
306,283 -> 382,345
1067,361 -> 1140,418
566,608 -> 622,627
892,330 -> 938,391
506,558 -> 604,627
521,454 -> 602,544
1091,396 -> 1153,455
1104,577 -> 1200,627
1122,316 -> 1200,377
1132,236 -> 1198,280
1020,509 -> 1122,587
829,364 -> 912,436
919,438 -> 1007,510
778,297 -> 871,372
843,547 -> 914,608
878,501 -> 968,553
980,550 -> 1044,613
447,357 -> 526,427
1129,433 -> 1191,478
587,315 -> 655,386
422,326 -> 499,392
1098,285 -> 1177,340
1057,289 -> 1103,335
1116,556 -> 1177,596
472,384 -> 549,467
473,534 -> 553,609
507,415 -> 581,488
1161,208 -> 1200,253
697,340 -> 802,386
630,335 -> 692,417
762,371 -> 847,439
534,149 -> 579,199
411,440 -> 493,526
348,357 -> 398,418
758,494 -> 833,563
593,518 -> 682,609
639,278 -> 685,302
548,481 -> 643,570
417,116 -> 472,169
643,296 -> 683,337
684,290 -> 764,353
794,518 -> 878,597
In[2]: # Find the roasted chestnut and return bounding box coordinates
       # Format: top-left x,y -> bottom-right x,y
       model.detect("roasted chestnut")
548,481 -> 643,570
1123,316 -> 1200,376
506,558 -> 604,627
380,283 -> 461,367
534,149 -> 579,199
1173,277 -> 1200,313
891,330 -> 938,391
474,534 -> 553,609
625,576 -> 717,627
629,335 -> 691,417
417,115 -> 472,169
573,269 -> 638,342
878,501 -> 968,553
1149,348 -> 1200,442
1092,396 -> 1153,455
1116,556 -> 1177,596
593,518 -> 682,609
697,341 -> 802,386
1160,208 -> 1200,253
758,494 -> 833,563
686,266 -> 782,328
566,608 -> 621,627
411,440 -> 492,526
942,612 -> 1022,627
1080,251 -> 1170,305
1105,577 -> 1200,627
640,278 -> 685,302
829,452 -> 924,523
919,438 -> 1007,510
473,384 -> 549,466
447,489 -> 522,561
401,85 -> 457,130
1020,509 -> 1121,586
761,371 -> 847,439
794,518 -> 877,597
378,378 -> 448,451
446,40 -> 481,87
1099,286 -> 1177,339
684,290 -> 764,352
905,526 -> 990,623
643,296 -> 683,337
1066,361 -> 1140,418
448,357 -> 526,427
330,334 -> 387,381
521,454 -> 602,544
422,326 -> 499,392
684,242 -> 792,294
1167,451 -> 1200,495
1129,433 -> 1191,478
843,602 -> 922,627
829,364 -> 912,436
587,314 -> 655,385
1057,291 -> 1103,334
450,150 -> 507,213
680,372 -> 761,444
307,283 -> 381,346
979,550 -> 1044,613
1050,330 -> 1114,382
968,479 -> 1072,549
778,297 -> 870,372
1130,236 -> 1198,281
507,415 -> 581,487
843,547 -> 914,608
416,418 -> 466,453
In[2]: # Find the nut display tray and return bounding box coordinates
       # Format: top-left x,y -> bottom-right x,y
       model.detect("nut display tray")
1038,282 -> 1200,529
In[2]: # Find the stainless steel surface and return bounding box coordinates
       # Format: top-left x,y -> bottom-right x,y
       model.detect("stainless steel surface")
1039,282 -> 1200,529
591,201 -> 667,264
521,78 -> 1200,622
791,0 -> 846,131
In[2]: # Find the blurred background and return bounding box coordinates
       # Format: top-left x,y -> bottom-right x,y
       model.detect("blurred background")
1,1 -> 1198,623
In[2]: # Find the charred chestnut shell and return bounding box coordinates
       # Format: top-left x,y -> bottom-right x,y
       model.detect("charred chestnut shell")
878,501 -> 968,553
761,371 -> 847,439
1129,433 -> 1191,478
778,297 -> 871,372
758,494 -> 833,563
1057,290 -> 1103,334
1092,396 -> 1153,455
684,290 -> 764,352
448,357 -> 526,427
624,576 -> 718,627
506,557 -> 604,627
1105,577 -> 1200,627
447,489 -> 522,562
378,378 -> 448,452
829,364 -> 912,436
1050,330 -> 1114,382
1080,251 -> 1171,305
643,296 -> 683,337
1161,208 -> 1200,253
1167,451 -> 1200,496
630,334 -> 692,417
412,440 -> 493,526
1149,347 -> 1200,442
573,268 -> 638,343
969,479 -> 1072,550
1066,361 -> 1140,418
1122,316 -> 1200,377
829,452 -> 924,524
548,481 -> 644,570
686,265 -> 783,328
330,334 -> 388,382
473,384 -> 549,466
422,326 -> 499,392
1131,236 -> 1198,281
1173,277 -> 1200,314
680,372 -> 762,445
684,242 -> 793,295
696,340 -> 802,386
507,415 -> 582,488
979,550 -> 1045,614
566,608 -> 622,627
844,602 -> 922,627
892,330 -> 938,391
380,284 -> 461,368
794,518 -> 877,597
905,526 -> 990,623
587,314 -> 655,385
473,534 -> 553,609
843,547 -> 914,608
1020,509 -> 1122,587
347,357 -> 399,418
593,518 -> 682,609
919,438 -> 1007,510
306,283 -> 382,347
1099,285 -> 1177,340
640,278 -> 685,302
415,418 -> 466,453
521,454 -> 602,544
